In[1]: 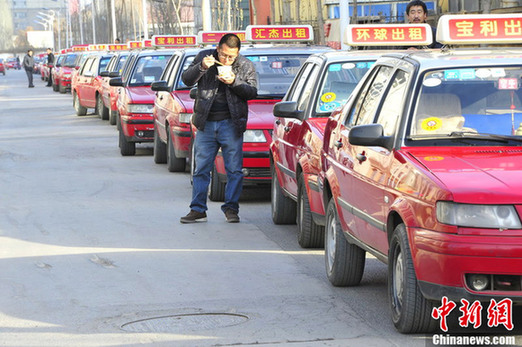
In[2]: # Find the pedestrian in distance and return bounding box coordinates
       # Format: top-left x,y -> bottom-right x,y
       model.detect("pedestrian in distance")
180,33 -> 258,224
405,0 -> 442,49
46,48 -> 54,87
23,50 -> 35,88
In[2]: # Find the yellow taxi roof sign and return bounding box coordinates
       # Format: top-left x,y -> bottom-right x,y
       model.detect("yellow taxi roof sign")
127,41 -> 143,49
245,25 -> 314,42
108,44 -> 128,51
198,31 -> 247,45
151,35 -> 198,48
437,14 -> 522,45
345,24 -> 432,46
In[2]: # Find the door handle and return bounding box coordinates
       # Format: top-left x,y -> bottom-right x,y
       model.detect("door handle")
334,140 -> 342,148
356,152 -> 367,163
275,119 -> 280,125
284,126 -> 291,132
159,96 -> 163,100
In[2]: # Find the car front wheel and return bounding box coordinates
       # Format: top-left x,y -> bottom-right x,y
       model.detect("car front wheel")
388,223 -> 436,333
119,128 -> 136,156
325,198 -> 365,286
153,128 -> 167,164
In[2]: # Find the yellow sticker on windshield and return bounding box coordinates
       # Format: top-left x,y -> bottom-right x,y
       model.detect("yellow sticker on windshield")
321,92 -> 336,103
421,117 -> 442,131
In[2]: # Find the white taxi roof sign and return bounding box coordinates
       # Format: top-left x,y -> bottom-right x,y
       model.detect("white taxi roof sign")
245,25 -> 314,42
152,35 -> 198,47
198,31 -> 247,45
345,24 -> 432,46
437,14 -> 522,45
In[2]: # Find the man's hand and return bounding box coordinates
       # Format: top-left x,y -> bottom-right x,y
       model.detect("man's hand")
218,72 -> 235,85
202,55 -> 216,70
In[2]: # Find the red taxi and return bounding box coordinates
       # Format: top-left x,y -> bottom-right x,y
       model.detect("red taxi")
320,16 -> 522,333
0,59 -> 5,75
190,26 -> 333,201
270,51 -> 380,248
109,49 -> 173,156
72,52 -> 113,117
151,39 -> 200,172
100,48 -> 129,124
53,51 -> 79,93
6,58 -> 20,70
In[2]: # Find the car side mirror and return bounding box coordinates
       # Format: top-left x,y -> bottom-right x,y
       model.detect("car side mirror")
348,124 -> 394,151
75,66 -> 80,70
100,71 -> 109,77
189,87 -> 197,99
109,77 -> 123,87
273,101 -> 304,121
108,71 -> 120,78
55,63 -> 61,67
151,80 -> 169,92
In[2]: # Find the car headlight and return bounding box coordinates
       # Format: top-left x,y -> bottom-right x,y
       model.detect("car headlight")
128,104 -> 154,114
179,113 -> 192,124
436,201 -> 522,229
243,130 -> 266,143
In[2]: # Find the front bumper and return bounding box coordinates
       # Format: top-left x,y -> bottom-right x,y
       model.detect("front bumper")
411,227 -> 522,302
215,150 -> 270,184
121,114 -> 154,142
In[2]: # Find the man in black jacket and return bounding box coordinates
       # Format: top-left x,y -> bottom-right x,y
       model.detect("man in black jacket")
46,48 -> 54,87
406,0 -> 442,49
180,33 -> 257,224
23,50 -> 35,88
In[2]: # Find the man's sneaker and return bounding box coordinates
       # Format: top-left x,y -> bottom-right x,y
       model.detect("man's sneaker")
180,210 -> 207,224
225,209 -> 240,223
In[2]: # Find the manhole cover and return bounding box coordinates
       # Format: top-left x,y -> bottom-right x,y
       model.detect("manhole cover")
121,313 -> 249,333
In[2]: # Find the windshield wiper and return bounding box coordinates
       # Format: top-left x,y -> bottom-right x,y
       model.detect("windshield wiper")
448,131 -> 522,143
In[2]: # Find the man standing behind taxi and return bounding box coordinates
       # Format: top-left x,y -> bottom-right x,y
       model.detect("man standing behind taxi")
46,48 -> 54,87
406,0 -> 442,49
180,33 -> 257,224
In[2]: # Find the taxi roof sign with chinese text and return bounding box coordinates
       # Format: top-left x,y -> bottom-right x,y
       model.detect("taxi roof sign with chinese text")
88,44 -> 108,51
245,25 -> 314,42
345,24 -> 432,46
198,31 -> 247,45
127,41 -> 143,49
437,14 -> 522,45
108,44 -> 128,51
152,35 -> 198,47
71,44 -> 89,52
142,39 -> 152,48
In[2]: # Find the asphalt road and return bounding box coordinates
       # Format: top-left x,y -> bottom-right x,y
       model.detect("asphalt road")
0,69 -> 518,347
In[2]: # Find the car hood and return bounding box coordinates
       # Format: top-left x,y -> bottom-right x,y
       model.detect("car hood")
407,147 -> 522,204
247,99 -> 281,129
127,86 -> 155,103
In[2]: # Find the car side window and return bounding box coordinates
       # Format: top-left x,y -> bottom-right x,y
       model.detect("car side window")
165,56 -> 180,87
346,66 -> 393,127
286,63 -> 315,102
376,70 -> 410,136
296,64 -> 320,112
88,58 -> 99,74
79,58 -> 94,75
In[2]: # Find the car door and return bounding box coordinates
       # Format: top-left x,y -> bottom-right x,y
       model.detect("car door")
83,57 -> 99,106
347,68 -> 411,254
77,57 -> 94,102
155,54 -> 179,141
274,62 -> 320,197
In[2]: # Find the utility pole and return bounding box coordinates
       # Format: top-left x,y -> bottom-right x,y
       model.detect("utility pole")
202,0 -> 211,30
340,0 -> 349,50
316,0 -> 324,45
91,0 -> 96,44
142,0 -> 148,39
111,0 -> 117,41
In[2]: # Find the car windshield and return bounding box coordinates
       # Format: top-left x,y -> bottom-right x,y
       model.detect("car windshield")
408,66 -> 522,146
64,54 -> 78,67
129,55 -> 170,86
246,54 -> 309,97
316,61 -> 375,115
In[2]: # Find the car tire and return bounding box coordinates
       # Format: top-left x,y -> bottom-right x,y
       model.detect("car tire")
271,165 -> 297,224
119,128 -> 136,156
53,82 -> 59,92
59,83 -> 66,94
109,110 -> 117,125
208,166 -> 225,202
166,130 -> 186,172
388,223 -> 436,333
297,173 -> 325,248
97,95 -> 109,120
74,93 -> 87,116
153,127 -> 167,164
325,198 -> 366,286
